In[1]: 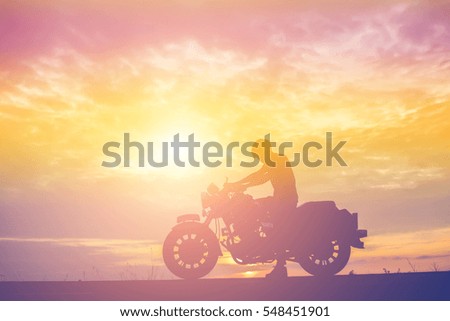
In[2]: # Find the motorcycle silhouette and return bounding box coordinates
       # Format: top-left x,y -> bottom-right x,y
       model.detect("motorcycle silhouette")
163,181 -> 367,279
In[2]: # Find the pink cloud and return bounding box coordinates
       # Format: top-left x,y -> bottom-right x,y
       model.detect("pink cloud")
397,1 -> 450,47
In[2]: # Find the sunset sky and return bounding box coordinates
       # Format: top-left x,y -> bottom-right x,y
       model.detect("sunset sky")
1,0 -> 449,280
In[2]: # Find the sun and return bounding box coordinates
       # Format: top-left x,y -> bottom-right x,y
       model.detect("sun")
242,270 -> 257,278
109,118 -> 215,178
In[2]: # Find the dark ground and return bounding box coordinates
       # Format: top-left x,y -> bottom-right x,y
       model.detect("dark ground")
0,271 -> 449,301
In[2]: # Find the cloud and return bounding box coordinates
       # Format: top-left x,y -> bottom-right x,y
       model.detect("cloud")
396,1 -> 450,48
415,254 -> 450,260
145,40 -> 267,83
345,226 -> 450,273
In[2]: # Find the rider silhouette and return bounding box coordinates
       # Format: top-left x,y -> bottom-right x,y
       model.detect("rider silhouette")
225,138 -> 298,278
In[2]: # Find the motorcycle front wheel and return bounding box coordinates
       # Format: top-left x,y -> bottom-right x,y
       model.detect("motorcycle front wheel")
297,239 -> 351,276
163,225 -> 219,279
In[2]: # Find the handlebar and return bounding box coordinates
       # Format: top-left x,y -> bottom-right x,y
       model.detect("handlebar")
222,182 -> 247,194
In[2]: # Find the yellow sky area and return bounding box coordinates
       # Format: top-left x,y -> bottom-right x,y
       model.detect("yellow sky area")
1,41 -> 449,244
347,227 -> 450,273
1,44 -> 449,175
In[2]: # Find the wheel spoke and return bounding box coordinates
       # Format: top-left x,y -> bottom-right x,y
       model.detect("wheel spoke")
297,239 -> 351,276
171,234 -> 213,269
164,228 -> 220,279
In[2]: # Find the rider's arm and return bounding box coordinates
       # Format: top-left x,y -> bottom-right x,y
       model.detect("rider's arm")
234,165 -> 270,188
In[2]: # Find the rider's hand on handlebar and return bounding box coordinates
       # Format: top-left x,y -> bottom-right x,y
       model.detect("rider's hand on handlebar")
223,182 -> 246,193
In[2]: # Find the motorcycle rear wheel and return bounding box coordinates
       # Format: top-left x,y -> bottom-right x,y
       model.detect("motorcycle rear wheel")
297,239 -> 351,276
163,225 -> 219,279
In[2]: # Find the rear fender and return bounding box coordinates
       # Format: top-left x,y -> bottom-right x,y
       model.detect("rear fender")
176,214 -> 200,224
313,212 -> 367,248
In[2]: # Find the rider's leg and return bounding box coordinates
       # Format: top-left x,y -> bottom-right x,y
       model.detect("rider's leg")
265,217 -> 288,278
266,253 -> 287,278
265,201 -> 296,278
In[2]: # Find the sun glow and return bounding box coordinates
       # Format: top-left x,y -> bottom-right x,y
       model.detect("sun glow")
242,271 -> 257,277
